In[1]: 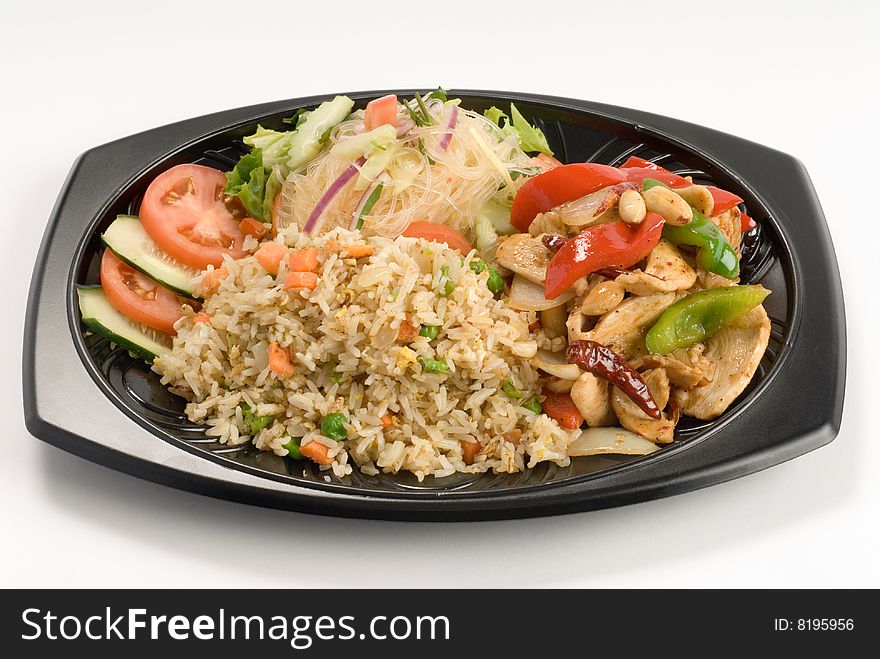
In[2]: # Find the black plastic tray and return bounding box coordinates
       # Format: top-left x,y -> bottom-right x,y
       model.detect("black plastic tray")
23,90 -> 846,520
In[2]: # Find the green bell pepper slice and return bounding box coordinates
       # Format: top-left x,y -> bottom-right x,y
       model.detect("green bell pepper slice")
645,285 -> 770,355
662,210 -> 740,279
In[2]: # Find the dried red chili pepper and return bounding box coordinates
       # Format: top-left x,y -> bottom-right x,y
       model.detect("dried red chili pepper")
541,234 -> 567,253
566,340 -> 661,420
593,267 -> 628,280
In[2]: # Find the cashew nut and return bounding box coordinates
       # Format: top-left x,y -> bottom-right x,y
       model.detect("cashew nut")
618,189 -> 647,225
673,185 -> 714,216
642,186 -> 693,226
580,280 -> 625,316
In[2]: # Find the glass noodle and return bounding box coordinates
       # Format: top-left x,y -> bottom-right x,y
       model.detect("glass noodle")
274,98 -> 536,240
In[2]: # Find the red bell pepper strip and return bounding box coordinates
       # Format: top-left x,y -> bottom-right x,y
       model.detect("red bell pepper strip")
544,212 -> 665,299
623,167 -> 690,188
705,185 -> 744,216
509,163 -> 627,232
740,211 -> 756,233
620,155 -> 665,170
621,156 -> 689,186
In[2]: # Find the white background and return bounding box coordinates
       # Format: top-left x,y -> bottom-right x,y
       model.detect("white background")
2,0 -> 875,588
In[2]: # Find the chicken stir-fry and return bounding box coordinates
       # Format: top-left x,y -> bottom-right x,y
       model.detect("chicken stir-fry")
504,156 -> 770,452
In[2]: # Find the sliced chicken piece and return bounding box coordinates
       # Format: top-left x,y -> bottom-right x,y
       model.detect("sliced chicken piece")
528,211 -> 567,237
709,207 -> 743,255
630,353 -> 707,388
583,291 -> 678,359
675,305 -> 770,420
570,371 -> 617,427
566,309 -> 595,343
611,368 -> 677,443
670,344 -> 716,384
694,267 -> 738,291
616,240 -> 697,296
495,233 -> 551,284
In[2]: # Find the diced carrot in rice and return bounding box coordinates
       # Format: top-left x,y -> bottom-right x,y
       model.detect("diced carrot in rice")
284,271 -> 319,290
255,242 -> 287,275
288,247 -> 319,273
201,267 -> 228,292
461,439 -> 481,465
299,440 -> 333,465
344,244 -> 375,259
380,413 -> 395,428
268,341 -> 295,377
396,316 -> 418,341
192,312 -> 211,324
239,217 -> 269,239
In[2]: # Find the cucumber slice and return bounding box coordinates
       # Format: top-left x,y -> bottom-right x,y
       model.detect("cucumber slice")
76,286 -> 172,361
287,95 -> 354,170
101,216 -> 199,298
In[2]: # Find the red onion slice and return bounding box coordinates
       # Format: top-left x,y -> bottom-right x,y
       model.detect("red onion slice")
438,106 -> 459,151
396,116 -> 416,137
303,156 -> 366,235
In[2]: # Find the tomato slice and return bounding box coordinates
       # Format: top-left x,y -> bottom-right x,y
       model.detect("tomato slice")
100,250 -> 186,334
140,164 -> 247,270
510,163 -> 627,232
402,221 -> 473,254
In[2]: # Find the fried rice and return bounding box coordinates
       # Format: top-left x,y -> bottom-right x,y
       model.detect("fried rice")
153,225 -> 578,480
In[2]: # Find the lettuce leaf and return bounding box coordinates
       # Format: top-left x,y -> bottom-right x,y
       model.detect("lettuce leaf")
508,105 -> 553,155
262,166 -> 284,224
483,104 -> 553,156
225,149 -> 269,221
244,126 -> 296,170
484,106 -> 507,126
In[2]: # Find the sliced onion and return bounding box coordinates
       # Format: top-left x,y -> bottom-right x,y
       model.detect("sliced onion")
567,427 -> 661,457
558,186 -> 617,227
303,156 -> 366,235
438,106 -> 459,151
508,275 -> 574,311
532,349 -> 581,380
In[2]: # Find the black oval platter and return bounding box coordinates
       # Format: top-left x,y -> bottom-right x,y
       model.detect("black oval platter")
23,90 -> 846,520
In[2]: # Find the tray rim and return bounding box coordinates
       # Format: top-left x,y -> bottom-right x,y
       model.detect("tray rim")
23,89 -> 846,520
